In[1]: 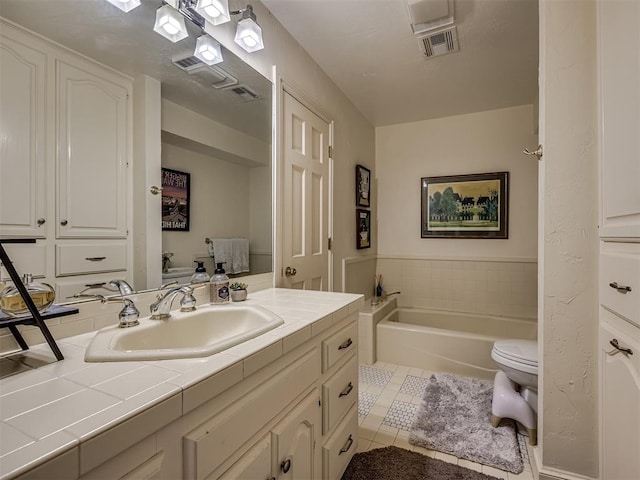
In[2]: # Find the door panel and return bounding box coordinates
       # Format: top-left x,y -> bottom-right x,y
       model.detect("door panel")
282,92 -> 330,290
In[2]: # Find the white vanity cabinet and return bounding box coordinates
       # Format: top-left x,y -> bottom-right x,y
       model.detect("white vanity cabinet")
0,20 -> 132,297
0,31 -> 47,239
60,312 -> 359,480
597,2 -> 640,478
597,0 -> 640,240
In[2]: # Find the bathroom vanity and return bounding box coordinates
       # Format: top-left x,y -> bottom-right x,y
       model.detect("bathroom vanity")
0,289 -> 362,480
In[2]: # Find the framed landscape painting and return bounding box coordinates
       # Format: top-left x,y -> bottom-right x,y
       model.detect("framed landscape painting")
421,171 -> 509,239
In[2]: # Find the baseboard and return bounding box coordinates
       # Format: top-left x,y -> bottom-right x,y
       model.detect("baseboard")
538,466 -> 597,480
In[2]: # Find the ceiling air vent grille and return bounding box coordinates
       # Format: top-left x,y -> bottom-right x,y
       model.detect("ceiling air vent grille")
231,86 -> 262,102
172,55 -> 203,72
418,26 -> 459,58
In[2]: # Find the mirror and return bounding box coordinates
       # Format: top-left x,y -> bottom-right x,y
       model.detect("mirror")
0,0 -> 273,294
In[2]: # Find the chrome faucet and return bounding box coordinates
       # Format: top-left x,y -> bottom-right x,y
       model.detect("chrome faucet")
108,279 -> 135,296
149,285 -> 197,320
371,291 -> 401,306
71,294 -> 140,328
162,252 -> 173,274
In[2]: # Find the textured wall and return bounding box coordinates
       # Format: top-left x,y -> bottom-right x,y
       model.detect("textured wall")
538,0 -> 599,477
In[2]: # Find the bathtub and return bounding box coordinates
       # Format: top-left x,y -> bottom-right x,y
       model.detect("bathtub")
376,307 -> 537,380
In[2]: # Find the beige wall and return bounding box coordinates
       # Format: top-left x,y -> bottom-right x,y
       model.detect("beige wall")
376,104 -> 538,259
538,0 -> 599,478
206,0 -> 376,292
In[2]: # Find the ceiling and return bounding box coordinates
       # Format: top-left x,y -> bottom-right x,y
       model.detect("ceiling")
261,0 -> 539,126
0,0 -> 272,142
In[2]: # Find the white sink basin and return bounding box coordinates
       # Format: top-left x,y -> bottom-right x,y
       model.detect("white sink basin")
84,305 -> 284,362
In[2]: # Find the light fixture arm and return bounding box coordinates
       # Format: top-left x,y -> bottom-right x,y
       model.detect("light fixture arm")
230,4 -> 256,21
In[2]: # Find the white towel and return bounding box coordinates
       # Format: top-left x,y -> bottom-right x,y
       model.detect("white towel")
210,238 -> 250,274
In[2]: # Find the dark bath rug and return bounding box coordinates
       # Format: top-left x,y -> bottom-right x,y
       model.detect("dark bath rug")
341,445 -> 504,480
409,373 -> 523,474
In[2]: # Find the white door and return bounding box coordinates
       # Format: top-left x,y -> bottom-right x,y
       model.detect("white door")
282,92 -> 330,290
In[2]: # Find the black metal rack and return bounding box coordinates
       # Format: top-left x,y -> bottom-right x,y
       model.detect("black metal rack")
0,238 -> 77,361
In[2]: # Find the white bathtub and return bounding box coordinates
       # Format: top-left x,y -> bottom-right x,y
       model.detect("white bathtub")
376,308 -> 537,380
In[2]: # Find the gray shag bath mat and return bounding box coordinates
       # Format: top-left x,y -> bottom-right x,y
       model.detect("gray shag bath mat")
409,373 -> 523,474
341,446 -> 503,480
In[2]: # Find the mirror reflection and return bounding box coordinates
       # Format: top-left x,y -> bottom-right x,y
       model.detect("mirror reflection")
0,0 -> 273,299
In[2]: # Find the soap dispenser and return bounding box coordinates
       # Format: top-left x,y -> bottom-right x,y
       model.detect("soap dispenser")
191,261 -> 210,284
209,262 -> 229,304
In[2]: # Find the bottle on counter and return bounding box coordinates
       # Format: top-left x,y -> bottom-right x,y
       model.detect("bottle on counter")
191,261 -> 210,284
0,273 -> 55,317
209,262 -> 229,304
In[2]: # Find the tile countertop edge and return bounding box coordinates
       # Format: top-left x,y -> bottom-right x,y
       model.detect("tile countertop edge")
0,289 -> 363,480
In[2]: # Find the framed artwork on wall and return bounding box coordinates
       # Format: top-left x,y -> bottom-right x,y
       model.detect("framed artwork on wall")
356,209 -> 371,249
355,164 -> 371,207
421,171 -> 509,239
161,168 -> 190,231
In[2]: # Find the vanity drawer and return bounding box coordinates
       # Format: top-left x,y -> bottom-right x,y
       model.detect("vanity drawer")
600,242 -> 640,328
322,355 -> 358,434
56,243 -> 127,276
322,404 -> 358,480
322,322 -> 357,372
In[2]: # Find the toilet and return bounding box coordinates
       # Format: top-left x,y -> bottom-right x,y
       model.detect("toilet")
490,339 -> 538,445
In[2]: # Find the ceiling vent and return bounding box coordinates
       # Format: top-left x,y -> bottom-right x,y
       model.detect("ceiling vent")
231,86 -> 262,102
171,53 -> 238,89
418,26 -> 459,58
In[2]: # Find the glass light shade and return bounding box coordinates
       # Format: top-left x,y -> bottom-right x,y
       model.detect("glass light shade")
194,35 -> 223,65
105,0 -> 141,13
196,0 -> 231,26
234,18 -> 264,53
153,5 -> 188,43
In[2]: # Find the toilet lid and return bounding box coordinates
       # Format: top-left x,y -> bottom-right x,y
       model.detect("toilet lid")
492,339 -> 538,367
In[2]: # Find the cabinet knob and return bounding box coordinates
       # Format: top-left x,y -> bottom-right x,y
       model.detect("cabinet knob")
37,218 -> 46,226
60,219 -> 68,226
609,338 -> 633,356
280,459 -> 291,474
609,282 -> 632,293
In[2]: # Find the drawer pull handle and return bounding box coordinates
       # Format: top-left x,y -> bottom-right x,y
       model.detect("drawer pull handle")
280,459 -> 291,474
339,382 -> 354,398
339,435 -> 354,455
338,338 -> 353,350
609,338 -> 633,356
609,282 -> 632,293
85,257 -> 106,262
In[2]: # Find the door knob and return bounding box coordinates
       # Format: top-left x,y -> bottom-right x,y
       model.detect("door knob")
150,185 -> 163,195
523,145 -> 543,160
284,266 -> 297,277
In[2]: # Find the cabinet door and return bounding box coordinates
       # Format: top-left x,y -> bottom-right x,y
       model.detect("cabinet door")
598,0 -> 640,239
218,434 -> 272,480
272,390 -> 321,480
0,32 -> 47,237
600,316 -> 640,480
56,59 -> 129,238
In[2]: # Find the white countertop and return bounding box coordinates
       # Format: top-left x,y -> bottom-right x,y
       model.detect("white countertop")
0,288 -> 363,479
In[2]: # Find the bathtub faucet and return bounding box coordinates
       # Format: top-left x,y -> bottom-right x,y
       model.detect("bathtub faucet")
371,291 -> 401,306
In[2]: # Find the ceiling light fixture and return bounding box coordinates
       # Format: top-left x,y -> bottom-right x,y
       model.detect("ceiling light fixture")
105,0 -> 141,13
195,0 -> 230,26
194,35 -> 223,65
231,5 -> 264,53
106,0 -> 264,54
154,4 -> 189,43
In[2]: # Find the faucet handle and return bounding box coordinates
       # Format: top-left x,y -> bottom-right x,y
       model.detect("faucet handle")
179,285 -> 199,312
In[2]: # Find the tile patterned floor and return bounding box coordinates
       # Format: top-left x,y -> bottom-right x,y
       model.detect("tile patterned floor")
357,362 -> 535,480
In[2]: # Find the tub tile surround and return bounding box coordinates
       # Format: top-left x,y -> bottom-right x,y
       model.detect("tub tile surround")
377,257 -> 538,320
0,288 -> 364,479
